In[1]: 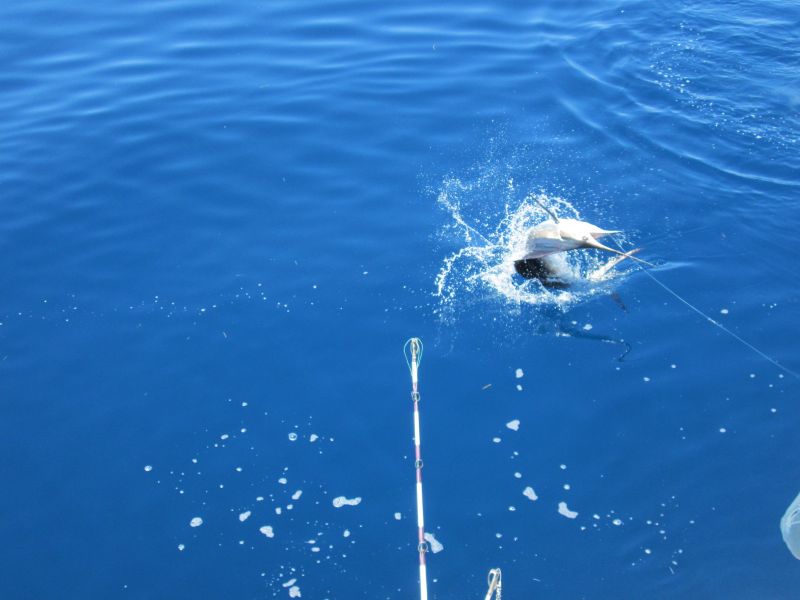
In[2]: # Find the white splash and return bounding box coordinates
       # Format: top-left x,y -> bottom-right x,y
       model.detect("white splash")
239,511 -> 251,522
506,419 -> 520,431
436,188 -> 630,314
190,517 -> 203,528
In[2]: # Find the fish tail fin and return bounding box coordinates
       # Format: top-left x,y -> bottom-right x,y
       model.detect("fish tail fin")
588,248 -> 642,281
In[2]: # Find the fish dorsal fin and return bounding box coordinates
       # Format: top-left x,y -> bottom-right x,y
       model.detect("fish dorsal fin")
528,220 -> 561,239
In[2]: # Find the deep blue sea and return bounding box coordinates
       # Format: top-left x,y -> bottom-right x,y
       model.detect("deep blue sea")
2,0 -> 799,598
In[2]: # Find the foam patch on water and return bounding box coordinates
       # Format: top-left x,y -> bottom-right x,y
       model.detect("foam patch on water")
332,496 -> 361,508
424,532 -> 444,553
435,187 -> 631,315
260,525 -> 274,538
558,502 -> 578,519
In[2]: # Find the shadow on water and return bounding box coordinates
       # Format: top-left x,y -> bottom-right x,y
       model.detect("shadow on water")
532,300 -> 633,362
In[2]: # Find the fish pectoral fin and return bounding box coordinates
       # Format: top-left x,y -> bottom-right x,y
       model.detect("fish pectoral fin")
588,248 -> 641,281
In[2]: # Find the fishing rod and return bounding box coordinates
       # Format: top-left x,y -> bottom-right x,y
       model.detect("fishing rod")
485,568 -> 502,600
404,337 -> 428,600
403,338 -> 504,600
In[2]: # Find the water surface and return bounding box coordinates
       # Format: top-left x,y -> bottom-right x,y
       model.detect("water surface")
1,0 -> 799,598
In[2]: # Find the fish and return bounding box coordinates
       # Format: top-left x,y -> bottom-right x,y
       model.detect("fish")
513,218 -> 649,287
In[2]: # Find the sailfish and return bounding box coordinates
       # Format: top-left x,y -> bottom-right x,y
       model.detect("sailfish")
514,217 -> 651,288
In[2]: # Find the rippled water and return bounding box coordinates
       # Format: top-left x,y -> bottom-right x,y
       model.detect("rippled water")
1,0 -> 799,598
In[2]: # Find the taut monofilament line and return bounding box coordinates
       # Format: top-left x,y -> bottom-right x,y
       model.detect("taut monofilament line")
611,237 -> 800,380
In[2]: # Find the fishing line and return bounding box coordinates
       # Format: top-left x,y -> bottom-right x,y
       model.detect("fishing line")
613,237 -> 800,380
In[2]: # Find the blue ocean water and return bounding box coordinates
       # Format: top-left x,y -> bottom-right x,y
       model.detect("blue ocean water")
1,0 -> 799,597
